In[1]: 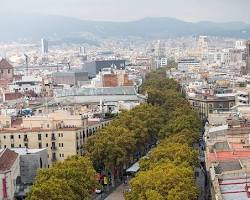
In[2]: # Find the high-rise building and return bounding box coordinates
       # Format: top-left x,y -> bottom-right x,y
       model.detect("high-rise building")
197,36 -> 209,60
155,40 -> 166,59
41,38 -> 49,54
246,40 -> 250,74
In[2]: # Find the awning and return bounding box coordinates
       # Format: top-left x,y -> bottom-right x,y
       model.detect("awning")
126,162 -> 140,173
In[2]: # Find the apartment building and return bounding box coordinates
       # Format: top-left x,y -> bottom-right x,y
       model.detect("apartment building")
204,107 -> 250,200
187,94 -> 235,119
0,110 -> 110,166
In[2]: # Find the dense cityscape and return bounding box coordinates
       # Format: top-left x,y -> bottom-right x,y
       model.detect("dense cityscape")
1,0 -> 250,200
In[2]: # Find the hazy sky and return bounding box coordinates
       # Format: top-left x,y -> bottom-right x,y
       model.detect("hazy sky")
1,0 -> 250,23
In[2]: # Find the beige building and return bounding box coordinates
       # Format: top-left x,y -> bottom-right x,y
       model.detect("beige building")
0,115 -> 11,128
0,110 -> 110,166
187,95 -> 235,119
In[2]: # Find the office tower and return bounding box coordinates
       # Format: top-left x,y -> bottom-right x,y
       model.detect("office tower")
41,38 -> 49,54
155,40 -> 166,59
198,36 -> 209,60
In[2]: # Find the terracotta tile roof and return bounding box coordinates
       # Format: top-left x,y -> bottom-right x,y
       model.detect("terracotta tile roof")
208,150 -> 250,162
0,58 -> 13,69
0,148 -> 18,171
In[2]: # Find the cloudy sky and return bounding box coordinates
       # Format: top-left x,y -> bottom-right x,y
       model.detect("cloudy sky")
1,0 -> 250,23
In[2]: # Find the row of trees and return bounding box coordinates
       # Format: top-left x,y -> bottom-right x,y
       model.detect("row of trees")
27,67 -> 201,200
26,156 -> 97,200
85,104 -> 166,187
125,69 -> 202,200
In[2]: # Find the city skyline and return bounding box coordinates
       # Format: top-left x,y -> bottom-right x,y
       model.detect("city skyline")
1,0 -> 250,23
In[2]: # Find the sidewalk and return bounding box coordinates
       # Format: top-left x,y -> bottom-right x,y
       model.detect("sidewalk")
104,184 -> 128,200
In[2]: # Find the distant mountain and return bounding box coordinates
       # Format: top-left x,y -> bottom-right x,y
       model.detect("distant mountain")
0,14 -> 250,41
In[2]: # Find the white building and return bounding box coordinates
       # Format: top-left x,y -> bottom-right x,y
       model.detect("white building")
177,59 -> 200,72
8,76 -> 43,95
235,40 -> 246,50
41,38 -> 49,54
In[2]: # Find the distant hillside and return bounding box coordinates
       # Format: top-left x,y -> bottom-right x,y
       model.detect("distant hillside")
0,14 -> 250,41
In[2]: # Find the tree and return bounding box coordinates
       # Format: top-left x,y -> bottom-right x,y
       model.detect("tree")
85,126 -> 136,187
26,178 -> 78,200
125,161 -> 197,200
27,156 -> 97,200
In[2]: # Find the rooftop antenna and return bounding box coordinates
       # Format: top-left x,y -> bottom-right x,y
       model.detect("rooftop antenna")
24,54 -> 29,76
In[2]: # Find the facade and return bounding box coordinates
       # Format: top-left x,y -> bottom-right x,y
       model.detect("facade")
177,59 -> 200,72
102,71 -> 133,87
54,86 -> 143,105
82,60 -> 126,77
9,81 -> 42,95
52,71 -> 89,86
0,148 -> 19,200
12,148 -> 48,199
187,95 -> 235,119
0,58 -> 14,81
160,58 -> 168,67
0,110 -> 111,166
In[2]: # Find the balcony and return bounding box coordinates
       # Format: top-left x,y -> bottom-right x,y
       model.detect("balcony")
51,146 -> 57,151
51,136 -> 56,141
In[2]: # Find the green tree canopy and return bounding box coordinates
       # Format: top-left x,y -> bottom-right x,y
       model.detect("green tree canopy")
26,156 -> 97,200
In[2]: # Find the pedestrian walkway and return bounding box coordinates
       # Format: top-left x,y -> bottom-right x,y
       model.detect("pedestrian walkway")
104,184 -> 128,200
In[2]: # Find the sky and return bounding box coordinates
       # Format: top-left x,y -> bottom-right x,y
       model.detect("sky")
1,0 -> 250,23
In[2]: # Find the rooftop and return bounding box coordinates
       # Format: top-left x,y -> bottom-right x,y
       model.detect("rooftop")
0,148 -> 18,172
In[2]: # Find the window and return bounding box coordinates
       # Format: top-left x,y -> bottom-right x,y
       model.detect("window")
18,135 -> 21,139
4,145 -> 6,148
62,154 -> 64,157
46,143 -> 48,147
58,133 -> 61,137
61,133 -> 63,137
10,135 -> 14,139
38,143 -> 42,149
3,136 -> 6,139
46,134 -> 48,138
24,143 -> 28,148
38,134 -> 42,141
61,143 -> 64,147
11,144 -> 14,148
19,144 -> 21,147
8,69 -> 10,74
59,143 -> 61,147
